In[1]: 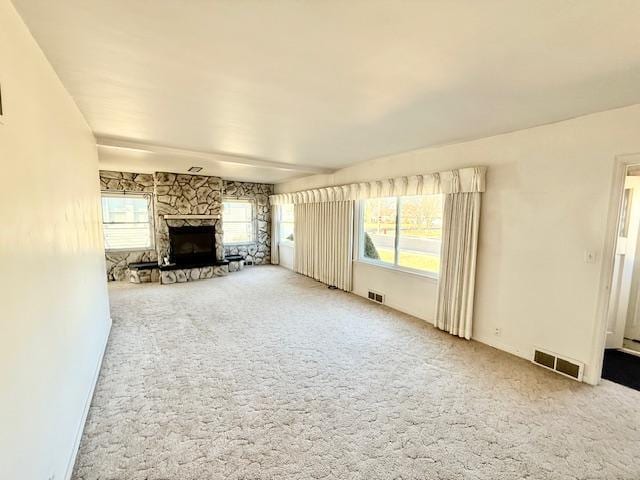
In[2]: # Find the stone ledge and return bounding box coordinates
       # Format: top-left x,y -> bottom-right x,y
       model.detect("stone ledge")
160,265 -> 229,284
228,259 -> 244,272
128,261 -> 160,271
129,268 -> 160,284
159,259 -> 228,271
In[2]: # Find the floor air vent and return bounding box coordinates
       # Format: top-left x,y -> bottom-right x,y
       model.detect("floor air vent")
532,348 -> 583,381
367,290 -> 384,304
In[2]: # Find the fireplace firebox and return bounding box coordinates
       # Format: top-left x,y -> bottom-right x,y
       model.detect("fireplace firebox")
168,225 -> 216,268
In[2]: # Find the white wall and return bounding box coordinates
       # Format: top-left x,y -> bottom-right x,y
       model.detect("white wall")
0,2 -> 111,479
276,104 -> 640,385
279,242 -> 295,270
353,262 -> 438,321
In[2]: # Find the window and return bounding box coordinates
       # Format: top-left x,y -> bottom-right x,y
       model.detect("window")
101,193 -> 154,251
279,204 -> 295,242
361,197 -> 397,265
360,195 -> 443,276
223,200 -> 255,244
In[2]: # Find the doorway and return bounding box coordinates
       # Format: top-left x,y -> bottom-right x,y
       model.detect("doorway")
601,161 -> 640,390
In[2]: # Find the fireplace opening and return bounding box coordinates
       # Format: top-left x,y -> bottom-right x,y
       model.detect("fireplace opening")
168,225 -> 216,268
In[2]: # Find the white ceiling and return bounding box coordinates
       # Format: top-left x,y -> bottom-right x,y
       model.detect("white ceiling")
13,0 -> 640,183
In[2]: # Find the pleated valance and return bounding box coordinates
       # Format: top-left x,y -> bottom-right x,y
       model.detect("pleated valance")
270,166 -> 486,205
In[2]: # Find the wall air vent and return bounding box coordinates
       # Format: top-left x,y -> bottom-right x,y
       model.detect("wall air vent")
533,350 -> 555,369
555,358 -> 581,379
532,348 -> 584,381
367,290 -> 384,304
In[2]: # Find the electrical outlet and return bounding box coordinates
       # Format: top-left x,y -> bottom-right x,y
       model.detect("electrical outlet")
494,327 -> 501,336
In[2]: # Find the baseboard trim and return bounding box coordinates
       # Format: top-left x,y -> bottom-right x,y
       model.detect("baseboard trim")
353,289 -> 435,325
353,288 -> 531,364
472,332 -> 527,360
64,317 -> 112,480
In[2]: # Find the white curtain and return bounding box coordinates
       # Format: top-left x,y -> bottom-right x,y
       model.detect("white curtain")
434,192 -> 481,339
270,204 -> 280,265
294,201 -> 354,291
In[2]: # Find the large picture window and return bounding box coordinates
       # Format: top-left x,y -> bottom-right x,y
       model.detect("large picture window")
279,204 -> 295,242
360,195 -> 443,276
101,193 -> 154,251
223,199 -> 256,244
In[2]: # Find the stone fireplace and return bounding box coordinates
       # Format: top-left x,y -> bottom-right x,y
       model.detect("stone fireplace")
154,172 -> 225,263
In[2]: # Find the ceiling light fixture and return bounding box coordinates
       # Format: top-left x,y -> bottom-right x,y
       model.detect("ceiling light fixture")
188,166 -> 203,173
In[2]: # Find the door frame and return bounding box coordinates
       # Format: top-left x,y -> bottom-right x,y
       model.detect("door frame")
589,153 -> 640,385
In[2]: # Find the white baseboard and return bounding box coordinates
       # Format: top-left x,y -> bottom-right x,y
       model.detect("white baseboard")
355,287 -> 530,364
472,331 -> 527,361
64,317 -> 112,480
353,290 -> 435,325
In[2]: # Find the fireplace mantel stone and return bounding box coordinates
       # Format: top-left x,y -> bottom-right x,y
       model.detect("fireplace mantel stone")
154,172 -> 224,264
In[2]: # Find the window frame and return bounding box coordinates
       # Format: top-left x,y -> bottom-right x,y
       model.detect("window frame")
356,196 -> 441,281
222,198 -> 257,245
101,191 -> 155,253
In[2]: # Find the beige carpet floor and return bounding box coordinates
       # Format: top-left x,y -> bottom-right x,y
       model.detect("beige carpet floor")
73,266 -> 640,480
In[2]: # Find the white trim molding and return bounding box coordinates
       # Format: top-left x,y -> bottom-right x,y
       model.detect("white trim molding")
64,318 -> 112,480
589,152 -> 640,385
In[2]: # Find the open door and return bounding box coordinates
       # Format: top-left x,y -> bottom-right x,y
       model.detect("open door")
597,157 -> 640,389
605,175 -> 640,348
624,175 -> 640,347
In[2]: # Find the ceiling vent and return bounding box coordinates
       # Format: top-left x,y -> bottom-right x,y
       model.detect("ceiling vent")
188,166 -> 203,173
532,348 -> 584,381
367,290 -> 385,304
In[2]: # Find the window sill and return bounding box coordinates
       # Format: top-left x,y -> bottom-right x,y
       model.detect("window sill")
279,240 -> 295,247
225,241 -> 257,246
354,258 -> 439,282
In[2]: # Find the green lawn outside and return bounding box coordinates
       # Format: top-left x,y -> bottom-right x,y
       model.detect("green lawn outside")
364,223 -> 442,239
375,248 -> 440,274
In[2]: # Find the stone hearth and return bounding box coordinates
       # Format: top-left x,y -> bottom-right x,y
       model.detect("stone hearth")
160,265 -> 229,284
129,268 -> 160,284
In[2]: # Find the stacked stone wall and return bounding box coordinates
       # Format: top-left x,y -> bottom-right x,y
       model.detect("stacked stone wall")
222,181 -> 273,265
100,171 -> 273,281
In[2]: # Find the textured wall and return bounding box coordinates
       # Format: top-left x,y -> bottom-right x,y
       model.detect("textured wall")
99,170 -> 157,281
99,172 -> 273,280
223,181 -> 273,265
99,170 -> 154,193
154,172 -> 224,263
